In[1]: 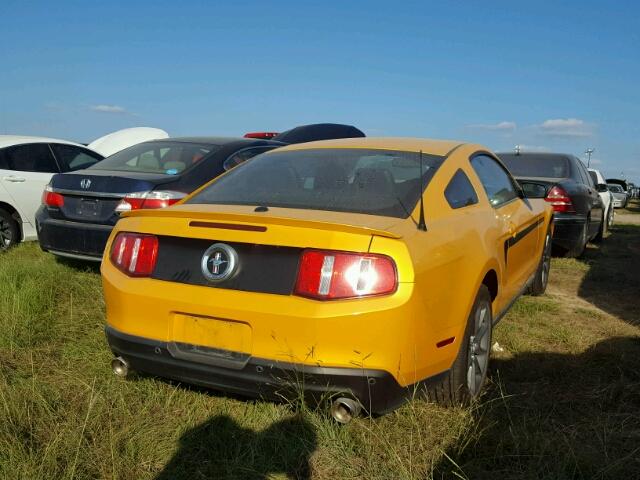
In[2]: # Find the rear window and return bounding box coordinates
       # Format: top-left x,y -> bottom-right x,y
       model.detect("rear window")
187,148 -> 444,218
500,154 -> 570,179
89,142 -> 215,175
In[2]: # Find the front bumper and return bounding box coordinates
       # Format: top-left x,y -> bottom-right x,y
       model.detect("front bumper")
106,326 -> 446,414
36,207 -> 113,260
552,213 -> 587,251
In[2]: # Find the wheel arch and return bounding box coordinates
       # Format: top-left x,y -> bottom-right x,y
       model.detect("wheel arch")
0,201 -> 23,242
481,269 -> 498,304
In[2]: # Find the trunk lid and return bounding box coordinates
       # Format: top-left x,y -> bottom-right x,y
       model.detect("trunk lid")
117,204 -> 407,295
49,169 -> 176,224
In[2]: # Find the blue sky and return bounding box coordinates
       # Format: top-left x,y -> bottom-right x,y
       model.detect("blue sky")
1,0 -> 638,182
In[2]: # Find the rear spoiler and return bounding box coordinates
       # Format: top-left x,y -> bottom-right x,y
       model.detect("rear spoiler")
124,207 -> 402,239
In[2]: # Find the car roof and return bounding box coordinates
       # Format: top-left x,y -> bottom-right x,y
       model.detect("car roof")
497,152 -> 574,159
149,136 -> 283,146
270,137 -> 463,156
0,135 -> 86,149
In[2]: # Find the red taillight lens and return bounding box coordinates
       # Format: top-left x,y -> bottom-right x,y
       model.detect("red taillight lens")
545,185 -> 575,213
115,191 -> 185,213
243,132 -> 279,139
294,250 -> 397,300
109,233 -> 158,277
42,186 -> 64,207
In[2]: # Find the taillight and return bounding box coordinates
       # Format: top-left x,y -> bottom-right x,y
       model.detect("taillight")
115,191 -> 185,213
294,250 -> 397,300
42,185 -> 64,208
545,185 -> 575,213
243,132 -> 279,139
109,232 -> 158,277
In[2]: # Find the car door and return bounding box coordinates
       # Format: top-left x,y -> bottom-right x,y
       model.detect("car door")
0,143 -> 61,235
470,153 -> 542,302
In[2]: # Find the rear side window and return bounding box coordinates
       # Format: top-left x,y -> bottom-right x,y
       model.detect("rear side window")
90,142 -> 215,175
470,154 -> 518,207
574,158 -> 594,187
188,148 -> 445,219
51,144 -> 103,172
445,169 -> 478,209
223,146 -> 276,171
3,144 -> 59,173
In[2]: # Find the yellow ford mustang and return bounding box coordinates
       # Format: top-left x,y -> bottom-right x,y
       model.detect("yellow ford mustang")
102,138 -> 553,419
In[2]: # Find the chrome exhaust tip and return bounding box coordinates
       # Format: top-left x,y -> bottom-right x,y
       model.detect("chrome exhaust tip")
111,356 -> 130,377
330,397 -> 362,424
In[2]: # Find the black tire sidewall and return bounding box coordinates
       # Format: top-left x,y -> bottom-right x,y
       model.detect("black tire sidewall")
530,228 -> 552,295
0,208 -> 19,250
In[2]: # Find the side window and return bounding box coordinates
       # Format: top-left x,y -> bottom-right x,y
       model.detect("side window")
445,169 -> 478,209
4,144 -> 59,173
50,144 -> 103,172
470,154 -> 518,207
223,146 -> 275,171
576,159 -> 594,187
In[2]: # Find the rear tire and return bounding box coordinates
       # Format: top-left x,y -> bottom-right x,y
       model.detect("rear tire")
593,212 -> 606,243
427,286 -> 492,405
565,219 -> 588,258
529,227 -> 552,295
0,208 -> 19,251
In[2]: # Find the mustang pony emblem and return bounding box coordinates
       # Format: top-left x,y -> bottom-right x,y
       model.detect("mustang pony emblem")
201,243 -> 238,282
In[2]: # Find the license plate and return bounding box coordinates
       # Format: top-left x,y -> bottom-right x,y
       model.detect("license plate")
77,199 -> 99,216
170,314 -> 252,354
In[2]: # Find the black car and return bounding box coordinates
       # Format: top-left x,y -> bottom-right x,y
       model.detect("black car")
36,124 -> 365,261
498,152 -> 604,257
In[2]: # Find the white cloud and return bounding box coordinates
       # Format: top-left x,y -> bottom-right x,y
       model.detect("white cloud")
89,104 -> 128,114
467,121 -> 517,131
536,118 -> 595,138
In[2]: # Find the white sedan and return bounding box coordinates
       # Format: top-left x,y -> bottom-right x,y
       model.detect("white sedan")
0,128 -> 167,250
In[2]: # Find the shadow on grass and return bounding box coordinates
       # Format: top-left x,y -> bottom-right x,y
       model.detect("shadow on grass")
434,336 -> 640,479
54,255 -> 101,273
155,414 -> 317,480
622,199 -> 640,213
577,224 -> 640,326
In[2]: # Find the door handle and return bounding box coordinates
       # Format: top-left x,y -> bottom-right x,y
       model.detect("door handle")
2,176 -> 26,183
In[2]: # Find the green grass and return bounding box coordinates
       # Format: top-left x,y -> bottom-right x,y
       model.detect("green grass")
1,230 -> 640,479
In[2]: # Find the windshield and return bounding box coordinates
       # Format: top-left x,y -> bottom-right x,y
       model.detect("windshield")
500,154 -> 570,178
608,184 -> 623,193
89,141 -> 215,175
187,148 -> 444,218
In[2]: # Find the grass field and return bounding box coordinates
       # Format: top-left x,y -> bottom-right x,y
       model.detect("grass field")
1,215 -> 639,479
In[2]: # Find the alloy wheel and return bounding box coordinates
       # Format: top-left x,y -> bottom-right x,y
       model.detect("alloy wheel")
467,302 -> 491,397
0,218 -> 13,249
541,233 -> 552,288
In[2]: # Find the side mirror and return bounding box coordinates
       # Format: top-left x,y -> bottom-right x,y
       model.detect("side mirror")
518,181 -> 547,199
596,183 -> 608,193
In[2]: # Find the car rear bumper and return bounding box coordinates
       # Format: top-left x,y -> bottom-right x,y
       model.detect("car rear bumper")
105,325 -> 446,414
552,213 -> 587,251
36,207 -> 112,260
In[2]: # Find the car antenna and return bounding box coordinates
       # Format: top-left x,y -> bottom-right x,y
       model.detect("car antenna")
417,150 -> 427,231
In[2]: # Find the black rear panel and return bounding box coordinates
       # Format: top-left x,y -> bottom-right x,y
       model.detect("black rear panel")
152,236 -> 301,295
58,195 -> 122,224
